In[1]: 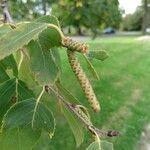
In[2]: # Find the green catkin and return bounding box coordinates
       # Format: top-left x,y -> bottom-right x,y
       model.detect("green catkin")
67,50 -> 100,112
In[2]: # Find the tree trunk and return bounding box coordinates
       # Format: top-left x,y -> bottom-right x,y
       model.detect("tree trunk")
1,0 -> 13,23
68,27 -> 71,34
147,1 -> 150,31
142,0 -> 148,34
77,27 -> 83,35
42,0 -> 47,15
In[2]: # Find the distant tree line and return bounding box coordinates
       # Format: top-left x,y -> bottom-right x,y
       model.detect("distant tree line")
0,0 -> 122,36
52,0 -> 121,36
121,0 -> 150,33
121,6 -> 143,31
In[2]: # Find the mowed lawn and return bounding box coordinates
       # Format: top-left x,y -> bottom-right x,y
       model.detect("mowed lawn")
48,36 -> 150,150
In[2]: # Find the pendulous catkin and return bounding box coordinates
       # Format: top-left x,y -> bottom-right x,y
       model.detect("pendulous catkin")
62,37 -> 89,54
67,50 -> 100,112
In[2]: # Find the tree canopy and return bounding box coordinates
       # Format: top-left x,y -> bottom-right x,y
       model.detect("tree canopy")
121,6 -> 143,31
52,0 -> 121,35
0,0 -> 121,35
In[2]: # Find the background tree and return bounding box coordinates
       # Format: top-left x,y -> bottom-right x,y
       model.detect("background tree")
121,6 -> 143,31
142,0 -> 150,34
121,0 -> 150,33
0,0 -> 121,35
52,0 -> 121,36
0,0 -> 55,20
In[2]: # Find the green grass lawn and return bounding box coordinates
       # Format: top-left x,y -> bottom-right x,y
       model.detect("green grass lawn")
47,36 -> 150,150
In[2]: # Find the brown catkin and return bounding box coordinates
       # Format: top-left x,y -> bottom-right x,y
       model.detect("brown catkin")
67,50 -> 100,112
62,37 -> 89,54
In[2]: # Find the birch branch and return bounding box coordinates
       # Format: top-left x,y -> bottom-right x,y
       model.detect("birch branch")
1,0 -> 13,23
44,85 -> 119,137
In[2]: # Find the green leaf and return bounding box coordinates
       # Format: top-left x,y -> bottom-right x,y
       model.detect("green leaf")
38,27 -> 62,50
2,99 -> 55,137
27,16 -> 62,86
0,24 -> 12,37
17,80 -> 34,100
88,50 -> 109,61
83,54 -> 99,80
0,55 -> 18,77
0,127 -> 41,150
101,141 -> 114,150
0,22 -> 49,60
0,78 -> 34,125
0,54 -> 18,83
0,79 -> 16,123
27,40 -> 60,85
35,15 -> 62,54
0,64 -> 9,84
35,15 -> 62,50
32,130 -> 52,150
51,48 -> 61,72
60,102 -> 84,148
16,53 -> 40,95
34,15 -> 60,27
86,141 -> 101,150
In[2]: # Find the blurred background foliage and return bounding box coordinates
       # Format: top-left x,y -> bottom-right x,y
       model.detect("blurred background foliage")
0,0 -> 150,35
0,0 -> 121,36
121,6 -> 144,31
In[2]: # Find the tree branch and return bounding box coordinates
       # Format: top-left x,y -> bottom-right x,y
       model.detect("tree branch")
44,85 -> 119,137
1,0 -> 13,23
